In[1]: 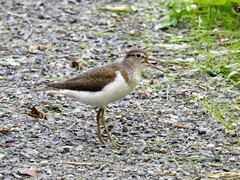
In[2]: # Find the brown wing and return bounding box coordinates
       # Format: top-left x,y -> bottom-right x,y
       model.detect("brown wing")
47,62 -> 121,92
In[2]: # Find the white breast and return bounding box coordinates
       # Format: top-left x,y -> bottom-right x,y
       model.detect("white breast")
47,71 -> 138,108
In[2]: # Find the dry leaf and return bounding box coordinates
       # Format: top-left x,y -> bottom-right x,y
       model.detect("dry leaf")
19,167 -> 37,177
71,60 -> 87,70
156,171 -> 177,176
28,106 -> 47,119
232,106 -> 240,111
210,50 -> 229,55
144,91 -> 152,98
0,124 -> 22,134
38,44 -> 52,50
0,143 -> 7,147
28,45 -> 52,54
236,98 -> 240,103
128,30 -> 140,36
149,79 -> 156,85
98,6 -> 129,12
208,172 -> 240,178
7,12 -> 27,18
172,123 -> 190,129
65,161 -> 93,166
158,148 -> 167,154
28,46 -> 38,54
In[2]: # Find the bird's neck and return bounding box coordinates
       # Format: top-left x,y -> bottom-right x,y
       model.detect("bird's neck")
120,65 -> 142,88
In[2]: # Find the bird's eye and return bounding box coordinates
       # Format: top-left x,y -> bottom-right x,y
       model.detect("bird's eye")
135,53 -> 143,58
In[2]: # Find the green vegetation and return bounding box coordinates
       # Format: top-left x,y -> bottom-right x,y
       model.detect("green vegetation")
202,97 -> 239,134
155,0 -> 240,30
154,0 -> 240,134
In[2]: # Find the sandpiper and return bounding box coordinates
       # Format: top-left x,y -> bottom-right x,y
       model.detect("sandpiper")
40,49 -> 160,148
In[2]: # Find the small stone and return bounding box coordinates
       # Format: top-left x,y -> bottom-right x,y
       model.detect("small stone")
0,154 -> 5,160
228,157 -> 236,161
56,146 -> 73,153
206,143 -> 215,148
198,128 -> 207,135
46,168 -> 52,174
122,126 -> 128,132
115,115 -> 122,119
40,160 -> 49,165
196,54 -> 205,61
62,147 -> 71,153
75,145 -> 83,151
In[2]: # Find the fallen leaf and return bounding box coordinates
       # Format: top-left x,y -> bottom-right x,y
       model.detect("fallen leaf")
144,91 -> 152,98
208,172 -> 240,178
28,46 -> 37,54
236,98 -> 240,103
128,30 -> 140,36
19,167 -> 37,177
149,79 -> 156,85
0,124 -> 22,134
71,60 -> 87,70
0,58 -> 21,66
158,148 -> 167,154
38,44 -> 52,50
210,50 -> 229,55
232,106 -> 240,111
156,171 -> 177,176
65,162 -> 93,166
7,12 -> 27,18
172,123 -> 190,129
28,106 -> 47,119
0,143 -> 7,147
98,5 -> 129,12
28,45 -> 52,53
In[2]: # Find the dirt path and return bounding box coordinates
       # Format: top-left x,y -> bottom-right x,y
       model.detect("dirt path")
0,1 -> 239,179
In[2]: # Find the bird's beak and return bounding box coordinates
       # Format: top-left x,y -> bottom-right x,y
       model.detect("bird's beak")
146,59 -> 161,71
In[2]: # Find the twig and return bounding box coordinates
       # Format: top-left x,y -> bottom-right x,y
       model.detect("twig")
24,18 -> 33,40
166,84 -> 172,107
65,162 -> 93,166
7,11 -> 33,40
0,124 -> 22,134
82,163 -> 110,178
96,163 -> 110,171
167,146 -> 179,167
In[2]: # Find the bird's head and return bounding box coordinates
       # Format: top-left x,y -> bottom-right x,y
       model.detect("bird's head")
123,49 -> 160,71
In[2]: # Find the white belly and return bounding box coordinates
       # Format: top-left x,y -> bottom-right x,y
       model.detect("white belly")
47,71 -> 137,108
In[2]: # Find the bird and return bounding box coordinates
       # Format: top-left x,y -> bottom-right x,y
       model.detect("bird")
39,49 -> 160,148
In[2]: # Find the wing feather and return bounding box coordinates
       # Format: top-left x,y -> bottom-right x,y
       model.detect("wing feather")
47,62 -> 121,92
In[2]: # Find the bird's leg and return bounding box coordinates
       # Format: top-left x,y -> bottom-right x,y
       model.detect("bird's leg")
97,108 -> 106,144
100,108 -> 121,148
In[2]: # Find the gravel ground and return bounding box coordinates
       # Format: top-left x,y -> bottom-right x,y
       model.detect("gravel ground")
0,0 -> 239,179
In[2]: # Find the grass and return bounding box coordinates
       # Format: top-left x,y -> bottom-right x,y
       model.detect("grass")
147,1 -> 240,134
189,32 -> 239,134
187,27 -> 240,134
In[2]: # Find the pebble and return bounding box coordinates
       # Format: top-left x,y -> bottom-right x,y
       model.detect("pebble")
228,157 -> 236,161
56,146 -> 70,153
206,143 -> 215,148
40,160 -> 49,165
122,126 -> 128,132
0,154 -> 5,161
